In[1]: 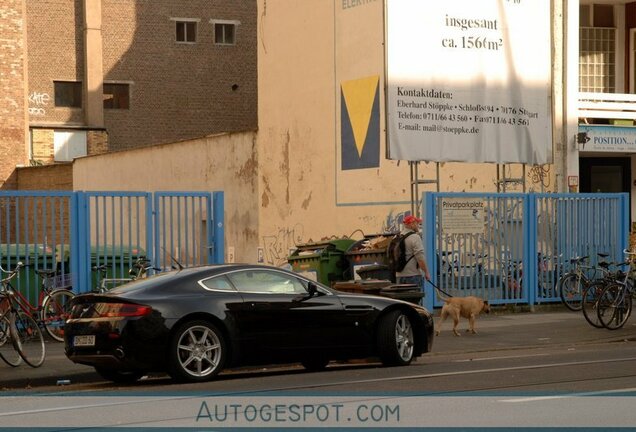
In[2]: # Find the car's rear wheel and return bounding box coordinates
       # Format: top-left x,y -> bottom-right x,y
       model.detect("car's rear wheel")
301,357 -> 329,371
168,320 -> 226,382
377,310 -> 415,366
95,367 -> 145,384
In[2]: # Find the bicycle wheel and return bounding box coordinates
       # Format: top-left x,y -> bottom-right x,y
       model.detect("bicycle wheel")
0,314 -> 22,367
597,283 -> 633,330
559,273 -> 584,311
581,281 -> 606,328
41,289 -> 74,342
11,310 -> 45,367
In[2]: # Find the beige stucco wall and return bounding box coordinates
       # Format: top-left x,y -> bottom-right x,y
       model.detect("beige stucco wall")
255,0 -> 556,265
72,131 -> 259,262
72,0 -> 560,266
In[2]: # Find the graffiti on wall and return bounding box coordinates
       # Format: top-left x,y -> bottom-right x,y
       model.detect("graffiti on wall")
381,209 -> 412,234
528,164 -> 551,190
28,91 -> 50,116
261,211 -> 413,266
262,223 -> 305,265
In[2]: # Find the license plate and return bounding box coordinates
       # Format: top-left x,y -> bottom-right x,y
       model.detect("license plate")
73,335 -> 95,347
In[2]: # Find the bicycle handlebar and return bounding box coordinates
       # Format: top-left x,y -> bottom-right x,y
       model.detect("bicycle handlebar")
0,261 -> 25,284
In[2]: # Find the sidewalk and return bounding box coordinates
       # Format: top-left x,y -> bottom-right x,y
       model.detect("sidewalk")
2,310 -> 635,390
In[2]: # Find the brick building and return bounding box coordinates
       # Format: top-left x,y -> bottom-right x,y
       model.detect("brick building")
1,0 -> 256,180
0,0 -> 29,189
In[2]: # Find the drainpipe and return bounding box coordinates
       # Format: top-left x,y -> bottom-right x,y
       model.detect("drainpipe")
83,0 -> 104,128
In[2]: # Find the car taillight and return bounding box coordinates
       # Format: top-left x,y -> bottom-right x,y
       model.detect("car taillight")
98,303 -> 152,317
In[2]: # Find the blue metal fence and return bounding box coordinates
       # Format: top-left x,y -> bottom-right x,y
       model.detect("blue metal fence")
0,191 -> 75,304
154,191 -> 224,271
423,192 -> 629,310
0,190 -> 224,299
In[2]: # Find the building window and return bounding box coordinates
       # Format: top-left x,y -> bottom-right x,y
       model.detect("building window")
54,81 -> 82,108
210,20 -> 240,45
53,130 -> 87,162
103,83 -> 130,109
579,5 -> 616,93
172,18 -> 199,43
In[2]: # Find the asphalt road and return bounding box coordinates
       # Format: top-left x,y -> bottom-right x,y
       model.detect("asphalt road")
2,309 -> 636,391
1,309 -> 636,428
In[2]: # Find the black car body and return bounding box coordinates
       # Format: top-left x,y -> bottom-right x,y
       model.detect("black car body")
65,264 -> 434,383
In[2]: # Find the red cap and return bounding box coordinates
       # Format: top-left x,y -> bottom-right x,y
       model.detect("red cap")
403,215 -> 422,225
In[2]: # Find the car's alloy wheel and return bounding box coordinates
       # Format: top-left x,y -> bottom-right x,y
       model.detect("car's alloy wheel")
169,320 -> 225,382
95,367 -> 145,384
377,310 -> 415,366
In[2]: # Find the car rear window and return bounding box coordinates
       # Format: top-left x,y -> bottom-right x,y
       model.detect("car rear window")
200,275 -> 235,291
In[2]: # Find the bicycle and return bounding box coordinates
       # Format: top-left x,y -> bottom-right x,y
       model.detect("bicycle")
439,251 -> 487,279
558,253 -> 609,311
35,268 -> 75,341
536,252 -> 564,299
0,262 -> 45,367
0,264 -> 75,343
580,260 -> 625,328
503,259 -> 523,300
0,289 -> 23,367
596,249 -> 636,330
93,257 -> 160,293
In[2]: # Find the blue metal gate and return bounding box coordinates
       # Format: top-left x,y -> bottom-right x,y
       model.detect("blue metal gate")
76,191 -> 153,293
153,191 -> 224,271
0,191 -> 75,304
423,192 -> 629,310
0,190 -> 224,298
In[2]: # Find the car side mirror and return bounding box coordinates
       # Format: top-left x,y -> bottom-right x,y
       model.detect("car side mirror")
307,282 -> 318,298
293,282 -> 319,302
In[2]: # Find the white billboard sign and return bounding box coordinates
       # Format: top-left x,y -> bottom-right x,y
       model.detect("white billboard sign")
386,0 -> 552,164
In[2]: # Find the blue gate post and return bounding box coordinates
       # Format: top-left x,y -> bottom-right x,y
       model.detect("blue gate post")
423,192 -> 436,311
74,191 -> 90,293
526,194 -> 537,306
70,192 -> 79,293
212,191 -> 224,264
620,193 -> 629,255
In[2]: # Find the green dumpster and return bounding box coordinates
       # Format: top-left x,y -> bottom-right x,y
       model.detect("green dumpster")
90,245 -> 146,288
345,234 -> 396,282
287,239 -> 355,286
0,243 -> 57,303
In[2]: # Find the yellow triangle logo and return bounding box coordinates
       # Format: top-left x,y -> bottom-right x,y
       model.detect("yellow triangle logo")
342,76 -> 379,158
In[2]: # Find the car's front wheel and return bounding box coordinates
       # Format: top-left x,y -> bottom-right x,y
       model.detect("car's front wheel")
168,320 -> 226,382
377,310 -> 415,366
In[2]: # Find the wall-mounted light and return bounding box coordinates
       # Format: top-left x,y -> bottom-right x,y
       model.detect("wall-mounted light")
577,132 -> 590,144
576,132 -> 590,150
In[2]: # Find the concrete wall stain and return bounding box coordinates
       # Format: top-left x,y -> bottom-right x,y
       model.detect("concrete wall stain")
301,191 -> 312,210
261,175 -> 271,208
281,130 -> 290,205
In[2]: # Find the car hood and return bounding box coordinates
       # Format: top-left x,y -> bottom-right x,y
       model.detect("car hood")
333,289 -> 431,315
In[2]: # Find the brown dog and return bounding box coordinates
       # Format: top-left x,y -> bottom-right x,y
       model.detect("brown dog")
435,296 -> 491,336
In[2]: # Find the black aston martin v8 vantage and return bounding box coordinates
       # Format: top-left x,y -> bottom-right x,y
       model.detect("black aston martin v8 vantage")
64,264 -> 434,383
